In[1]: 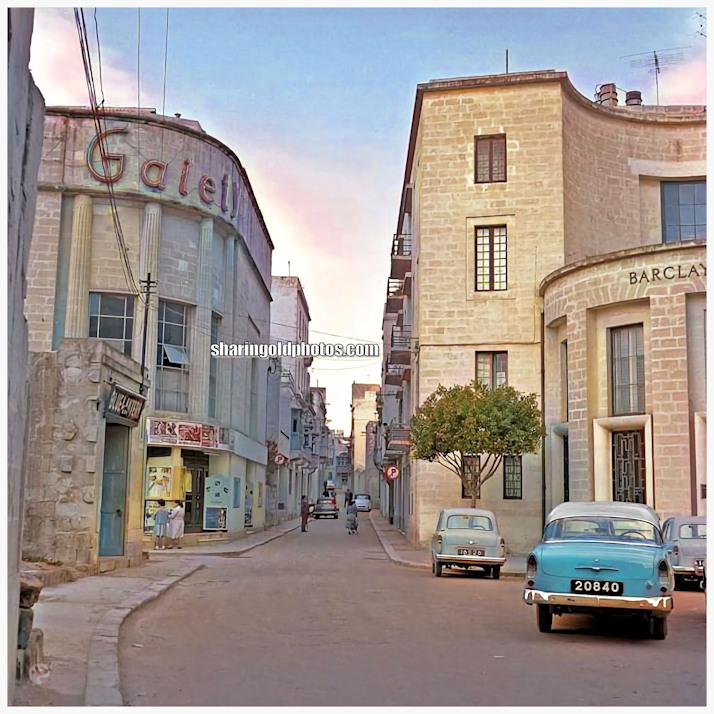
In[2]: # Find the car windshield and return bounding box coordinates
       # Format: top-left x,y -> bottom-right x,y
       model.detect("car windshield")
679,523 -> 707,539
544,517 -> 662,544
446,515 -> 493,531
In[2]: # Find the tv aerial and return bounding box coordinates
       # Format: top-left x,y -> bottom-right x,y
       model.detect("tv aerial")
621,47 -> 688,106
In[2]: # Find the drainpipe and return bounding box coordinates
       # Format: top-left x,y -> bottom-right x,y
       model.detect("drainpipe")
540,310 -> 547,533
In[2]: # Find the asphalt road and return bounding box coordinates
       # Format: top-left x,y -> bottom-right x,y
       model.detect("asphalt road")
119,515 -> 706,707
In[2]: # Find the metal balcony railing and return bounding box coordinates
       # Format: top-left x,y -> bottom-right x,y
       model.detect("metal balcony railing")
387,278 -> 405,298
391,233 -> 412,257
391,326 -> 412,350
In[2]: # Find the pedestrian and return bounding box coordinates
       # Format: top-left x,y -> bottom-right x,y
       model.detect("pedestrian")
345,499 -> 358,535
300,496 -> 311,532
153,499 -> 170,550
167,499 -> 185,549
344,489 -> 353,507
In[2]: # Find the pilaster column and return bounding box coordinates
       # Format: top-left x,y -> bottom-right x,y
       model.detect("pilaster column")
64,195 -> 93,337
136,203 -> 162,411
222,236 -> 236,426
189,217 -> 213,416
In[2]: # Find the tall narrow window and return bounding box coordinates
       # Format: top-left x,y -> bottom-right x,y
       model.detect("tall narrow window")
208,313 -> 221,418
475,134 -> 507,183
503,456 -> 523,499
156,301 -> 190,412
610,324 -> 645,415
475,226 -> 507,291
560,340 -> 569,422
661,181 -> 706,243
476,352 -> 508,389
89,293 -> 134,356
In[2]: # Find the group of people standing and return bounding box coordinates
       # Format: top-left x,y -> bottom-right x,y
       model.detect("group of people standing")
153,499 -> 185,549
299,490 -> 359,534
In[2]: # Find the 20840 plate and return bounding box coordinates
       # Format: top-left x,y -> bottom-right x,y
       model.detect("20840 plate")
570,579 -> 623,595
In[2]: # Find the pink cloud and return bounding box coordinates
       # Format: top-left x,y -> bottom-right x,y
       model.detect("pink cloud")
660,48 -> 707,104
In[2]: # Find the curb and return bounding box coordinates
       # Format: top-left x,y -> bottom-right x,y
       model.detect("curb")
84,561 -> 204,706
369,513 -> 525,579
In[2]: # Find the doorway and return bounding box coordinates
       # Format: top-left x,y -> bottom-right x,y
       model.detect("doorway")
99,425 -> 129,556
612,430 -> 646,503
182,450 -> 209,531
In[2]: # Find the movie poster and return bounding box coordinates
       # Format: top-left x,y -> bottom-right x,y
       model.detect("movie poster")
145,466 -> 172,499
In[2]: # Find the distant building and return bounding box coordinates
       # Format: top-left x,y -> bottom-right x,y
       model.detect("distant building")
24,106 -> 273,563
350,383 -> 380,501
378,70 -> 706,550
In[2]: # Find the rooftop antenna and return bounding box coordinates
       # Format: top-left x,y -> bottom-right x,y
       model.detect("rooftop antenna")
621,47 -> 688,106
288,260 -> 291,277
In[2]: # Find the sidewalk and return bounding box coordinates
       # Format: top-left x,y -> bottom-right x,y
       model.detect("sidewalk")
13,518 -> 301,707
369,511 -> 526,577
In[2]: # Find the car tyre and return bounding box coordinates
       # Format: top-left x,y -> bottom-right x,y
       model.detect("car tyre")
537,605 -> 552,633
434,560 -> 443,577
492,566 -> 501,580
650,616 -> 667,640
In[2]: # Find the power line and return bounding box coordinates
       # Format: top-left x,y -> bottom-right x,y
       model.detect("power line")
160,8 -> 170,161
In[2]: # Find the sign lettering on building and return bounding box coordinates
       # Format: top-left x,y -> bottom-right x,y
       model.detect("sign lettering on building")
628,263 -> 706,284
147,417 -> 230,451
104,384 -> 145,427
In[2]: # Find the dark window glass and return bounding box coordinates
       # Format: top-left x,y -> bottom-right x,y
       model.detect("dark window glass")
475,135 -> 507,183
476,352 -> 508,389
475,226 -> 507,291
610,324 -> 645,415
503,456 -> 523,499
208,314 -> 220,418
661,180 -> 706,243
156,300 -> 189,412
88,292 -> 134,356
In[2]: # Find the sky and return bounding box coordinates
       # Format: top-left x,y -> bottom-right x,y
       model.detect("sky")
28,4 -> 707,434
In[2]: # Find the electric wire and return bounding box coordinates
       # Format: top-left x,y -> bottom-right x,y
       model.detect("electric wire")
160,8 -> 169,162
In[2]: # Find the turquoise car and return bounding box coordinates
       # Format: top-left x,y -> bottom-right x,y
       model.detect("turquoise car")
523,502 -> 674,639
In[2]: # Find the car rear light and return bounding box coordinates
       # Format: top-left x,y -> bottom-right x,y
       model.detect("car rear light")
671,545 -> 679,565
526,555 -> 537,588
658,560 -> 672,593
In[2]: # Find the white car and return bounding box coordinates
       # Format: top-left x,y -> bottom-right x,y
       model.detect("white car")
354,494 -> 372,512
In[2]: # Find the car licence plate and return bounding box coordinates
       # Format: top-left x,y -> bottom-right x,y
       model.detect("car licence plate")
570,579 -> 623,595
457,548 -> 485,556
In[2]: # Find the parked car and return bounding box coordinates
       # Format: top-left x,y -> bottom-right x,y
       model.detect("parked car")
354,494 -> 372,512
662,515 -> 706,588
523,501 -> 674,639
430,508 -> 506,578
312,498 -> 339,519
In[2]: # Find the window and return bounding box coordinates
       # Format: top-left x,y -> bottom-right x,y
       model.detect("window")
208,314 -> 221,418
156,301 -> 189,412
661,181 -> 706,243
503,455 -> 522,499
475,134 -> 506,183
679,523 -> 707,539
88,293 -> 134,356
560,340 -> 569,421
446,514 -> 493,530
476,352 -> 508,389
610,324 -> 645,415
475,227 -> 507,291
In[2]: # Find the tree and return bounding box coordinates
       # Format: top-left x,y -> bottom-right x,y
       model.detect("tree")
410,381 -> 542,507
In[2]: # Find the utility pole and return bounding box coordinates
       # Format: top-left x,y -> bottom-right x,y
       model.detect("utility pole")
139,272 -> 158,395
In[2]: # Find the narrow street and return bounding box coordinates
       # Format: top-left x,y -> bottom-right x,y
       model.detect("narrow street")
120,517 -> 706,707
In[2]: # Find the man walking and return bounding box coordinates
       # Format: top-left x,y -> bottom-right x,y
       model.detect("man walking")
300,496 -> 311,532
344,489 -> 353,507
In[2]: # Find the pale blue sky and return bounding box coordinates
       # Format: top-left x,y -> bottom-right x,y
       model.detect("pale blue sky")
30,6 -> 706,432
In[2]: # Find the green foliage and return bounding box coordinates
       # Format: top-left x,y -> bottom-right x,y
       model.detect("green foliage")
411,381 -> 542,504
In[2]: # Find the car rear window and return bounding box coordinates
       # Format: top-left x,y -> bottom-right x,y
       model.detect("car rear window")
679,524 -> 707,539
544,517 -> 661,544
446,515 -> 493,530
356,495 -> 370,501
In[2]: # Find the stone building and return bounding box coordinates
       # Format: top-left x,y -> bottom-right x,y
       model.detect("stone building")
350,383 -> 380,501
7,7 -> 45,700
378,70 -> 706,551
24,106 -> 273,563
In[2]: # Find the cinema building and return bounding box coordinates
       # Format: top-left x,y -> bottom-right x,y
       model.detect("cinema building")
378,70 -> 706,552
23,107 -> 274,565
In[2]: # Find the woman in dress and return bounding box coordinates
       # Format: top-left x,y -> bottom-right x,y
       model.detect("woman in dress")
345,499 -> 358,535
153,499 -> 169,550
167,499 -> 185,549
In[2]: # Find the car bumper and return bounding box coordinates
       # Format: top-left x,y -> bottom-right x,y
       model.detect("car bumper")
356,506 -> 371,512
672,565 -> 704,577
435,554 -> 506,566
523,588 -> 673,612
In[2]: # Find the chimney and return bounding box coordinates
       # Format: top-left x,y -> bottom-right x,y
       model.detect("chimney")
625,91 -> 642,106
596,83 -> 618,107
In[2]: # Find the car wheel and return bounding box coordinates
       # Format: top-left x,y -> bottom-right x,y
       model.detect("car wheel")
492,566 -> 501,580
537,605 -> 552,633
650,616 -> 667,640
434,560 -> 443,577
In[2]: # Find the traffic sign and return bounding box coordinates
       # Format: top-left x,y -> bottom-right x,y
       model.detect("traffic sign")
386,465 -> 399,480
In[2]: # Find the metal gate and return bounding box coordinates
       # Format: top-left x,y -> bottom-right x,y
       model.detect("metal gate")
182,450 -> 209,531
99,425 -> 129,556
612,430 -> 646,503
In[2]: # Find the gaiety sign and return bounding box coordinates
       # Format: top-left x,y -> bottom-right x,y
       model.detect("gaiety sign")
85,125 -> 243,220
628,262 -> 706,284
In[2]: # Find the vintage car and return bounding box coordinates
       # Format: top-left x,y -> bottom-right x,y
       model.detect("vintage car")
662,515 -> 706,588
312,498 -> 339,519
430,508 -> 507,578
354,494 -> 372,512
523,501 -> 674,639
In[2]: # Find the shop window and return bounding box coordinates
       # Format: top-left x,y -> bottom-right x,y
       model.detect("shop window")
476,351 -> 508,389
156,300 -> 189,412
503,455 -> 523,499
610,324 -> 645,416
208,313 -> 221,418
475,226 -> 507,291
89,292 -> 134,356
661,181 -> 706,243
475,134 -> 507,183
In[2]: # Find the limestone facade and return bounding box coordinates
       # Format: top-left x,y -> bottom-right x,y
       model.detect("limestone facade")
380,70 -> 706,552
24,107 -> 274,560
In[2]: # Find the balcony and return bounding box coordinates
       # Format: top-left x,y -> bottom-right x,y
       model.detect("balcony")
385,423 -> 411,456
390,233 -> 412,280
384,363 -> 405,386
386,278 -> 405,314
391,326 -> 411,350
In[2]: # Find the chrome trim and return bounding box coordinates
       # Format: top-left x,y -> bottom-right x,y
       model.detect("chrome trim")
542,538 -> 661,547
435,554 -> 506,565
523,588 -> 673,612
